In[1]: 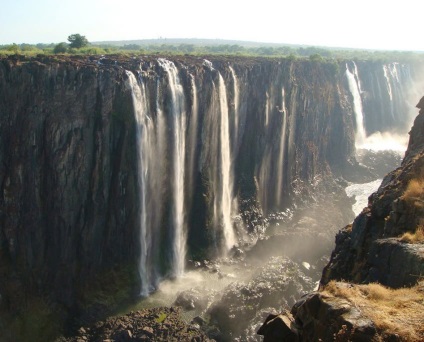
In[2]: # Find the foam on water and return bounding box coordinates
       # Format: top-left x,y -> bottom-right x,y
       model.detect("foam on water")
345,179 -> 382,216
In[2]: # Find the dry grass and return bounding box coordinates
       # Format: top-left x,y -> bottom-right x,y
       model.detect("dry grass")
323,281 -> 424,341
402,178 -> 424,208
400,225 -> 424,243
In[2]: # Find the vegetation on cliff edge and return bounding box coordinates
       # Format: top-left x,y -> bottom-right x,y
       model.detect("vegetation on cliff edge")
324,281 -> 424,341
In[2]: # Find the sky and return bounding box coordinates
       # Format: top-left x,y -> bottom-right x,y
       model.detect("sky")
0,0 -> 422,51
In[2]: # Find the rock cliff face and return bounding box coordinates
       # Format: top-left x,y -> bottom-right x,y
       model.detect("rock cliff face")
0,57 -> 141,312
322,97 -> 424,288
0,55 -> 422,337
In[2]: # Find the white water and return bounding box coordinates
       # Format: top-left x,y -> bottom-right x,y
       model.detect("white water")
158,59 -> 187,278
346,62 -> 367,147
126,71 -> 151,296
359,131 -> 408,152
265,91 -> 270,127
218,73 -> 236,251
345,179 -> 382,216
383,65 -> 393,101
187,75 -> 198,205
275,87 -> 288,207
229,66 -> 240,150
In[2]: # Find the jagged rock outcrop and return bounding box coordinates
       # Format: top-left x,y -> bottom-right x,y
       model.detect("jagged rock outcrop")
321,96 -> 424,288
259,288 -> 379,342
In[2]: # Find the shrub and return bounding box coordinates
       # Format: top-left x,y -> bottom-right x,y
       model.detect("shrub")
403,178 -> 424,201
53,42 -> 68,54
400,224 -> 424,243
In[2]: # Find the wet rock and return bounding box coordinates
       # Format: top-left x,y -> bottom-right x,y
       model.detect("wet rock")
208,257 -> 314,340
174,288 -> 209,311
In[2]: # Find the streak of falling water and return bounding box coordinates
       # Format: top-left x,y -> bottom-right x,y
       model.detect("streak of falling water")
126,71 -> 151,296
187,74 -> 198,205
275,87 -> 287,208
265,91 -> 270,127
345,62 -> 367,147
218,73 -> 236,252
229,66 -> 240,151
158,59 -> 187,277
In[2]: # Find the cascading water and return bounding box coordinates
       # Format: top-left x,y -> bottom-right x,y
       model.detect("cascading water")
186,75 -> 198,205
346,62 -> 367,147
275,87 -> 288,208
383,64 -> 396,121
124,58 -> 422,299
229,66 -> 240,152
158,59 -> 187,277
218,73 -> 236,252
265,91 -> 270,127
126,71 -> 151,296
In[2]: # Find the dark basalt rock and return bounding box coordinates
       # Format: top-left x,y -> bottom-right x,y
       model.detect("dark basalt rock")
258,287 -> 379,342
257,312 -> 299,342
56,307 -> 212,342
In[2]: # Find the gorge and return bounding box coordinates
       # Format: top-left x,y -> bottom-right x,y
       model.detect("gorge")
0,54 -> 423,341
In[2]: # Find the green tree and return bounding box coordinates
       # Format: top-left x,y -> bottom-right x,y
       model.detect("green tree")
7,43 -> 20,53
67,34 -> 88,49
309,53 -> 323,62
53,42 -> 68,54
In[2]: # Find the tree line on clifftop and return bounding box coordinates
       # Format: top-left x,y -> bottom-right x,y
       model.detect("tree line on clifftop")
1,34 -> 423,63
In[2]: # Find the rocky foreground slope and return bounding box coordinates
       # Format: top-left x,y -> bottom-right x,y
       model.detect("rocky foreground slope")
258,98 -> 424,341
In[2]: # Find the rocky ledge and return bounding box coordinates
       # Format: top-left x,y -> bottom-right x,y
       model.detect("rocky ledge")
258,97 -> 424,341
56,307 -> 211,342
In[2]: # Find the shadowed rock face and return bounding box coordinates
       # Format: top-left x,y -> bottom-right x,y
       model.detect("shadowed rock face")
0,57 -> 140,311
0,55 -> 421,326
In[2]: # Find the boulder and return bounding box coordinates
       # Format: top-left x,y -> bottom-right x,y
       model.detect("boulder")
257,313 -> 299,342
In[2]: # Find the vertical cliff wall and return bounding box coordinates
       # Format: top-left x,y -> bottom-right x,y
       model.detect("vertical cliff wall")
0,55 -> 422,316
0,57 -> 143,311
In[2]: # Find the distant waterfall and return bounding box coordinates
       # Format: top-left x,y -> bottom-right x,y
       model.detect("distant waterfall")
158,59 -> 187,277
346,62 -> 367,147
126,71 -> 152,296
218,73 -> 236,252
275,87 -> 288,207
383,65 -> 394,102
265,91 -> 270,127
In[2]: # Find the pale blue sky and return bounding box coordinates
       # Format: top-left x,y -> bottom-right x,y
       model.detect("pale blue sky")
0,0 -> 422,51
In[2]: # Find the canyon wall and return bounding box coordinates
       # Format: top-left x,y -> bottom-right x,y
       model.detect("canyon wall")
0,55 -> 422,316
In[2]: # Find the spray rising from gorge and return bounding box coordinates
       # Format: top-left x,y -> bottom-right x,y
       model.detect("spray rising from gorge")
123,58 -> 423,294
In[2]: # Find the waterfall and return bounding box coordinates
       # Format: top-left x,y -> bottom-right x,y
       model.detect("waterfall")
265,91 -> 270,127
218,73 -> 236,252
383,65 -> 393,102
158,59 -> 187,277
346,62 -> 367,147
275,87 -> 288,207
229,66 -> 240,151
126,71 -> 151,296
187,74 -> 198,206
